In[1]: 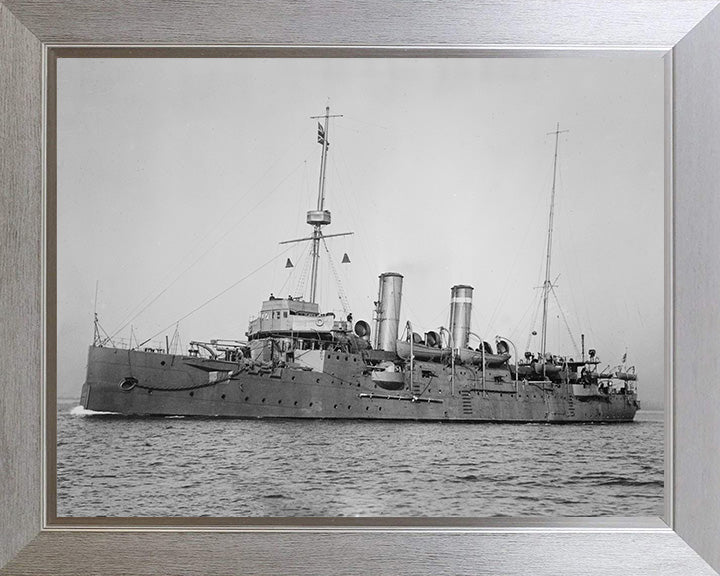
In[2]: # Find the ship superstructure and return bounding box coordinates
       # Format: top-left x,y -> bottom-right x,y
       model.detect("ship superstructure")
81,110 -> 639,422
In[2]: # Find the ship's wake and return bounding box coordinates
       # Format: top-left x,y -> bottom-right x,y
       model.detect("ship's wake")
70,405 -> 118,417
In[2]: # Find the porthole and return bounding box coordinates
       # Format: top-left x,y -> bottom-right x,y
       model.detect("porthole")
278,400 -> 282,404
347,405 -> 351,410
291,376 -> 295,381
366,406 -> 369,411
160,361 -> 166,366
147,389 -> 152,395
261,398 -> 266,403
189,391 -> 194,397
244,396 -> 249,401
334,404 -> 338,409
309,402 -> 314,407
336,355 -> 340,360
316,378 -> 320,383
378,406 -> 382,411
294,401 -> 298,406
221,394 -> 226,400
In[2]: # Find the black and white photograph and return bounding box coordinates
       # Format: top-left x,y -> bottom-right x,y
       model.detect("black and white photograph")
56,56 -> 664,518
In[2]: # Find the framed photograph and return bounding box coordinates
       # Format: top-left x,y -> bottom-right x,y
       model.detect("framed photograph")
2,2 -> 720,575
53,53 -> 664,523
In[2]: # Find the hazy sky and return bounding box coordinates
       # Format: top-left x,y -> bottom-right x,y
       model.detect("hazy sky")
57,57 -> 664,407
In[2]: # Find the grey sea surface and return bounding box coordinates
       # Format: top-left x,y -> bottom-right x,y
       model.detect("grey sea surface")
57,400 -> 663,517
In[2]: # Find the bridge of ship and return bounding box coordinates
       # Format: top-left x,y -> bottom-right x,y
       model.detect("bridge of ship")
247,298 -> 351,337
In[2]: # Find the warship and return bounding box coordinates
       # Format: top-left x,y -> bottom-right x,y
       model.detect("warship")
81,109 -> 639,422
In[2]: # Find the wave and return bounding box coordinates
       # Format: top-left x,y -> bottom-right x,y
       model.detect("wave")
70,405 -> 117,417
598,478 -> 664,488
56,415 -> 665,517
456,474 -> 481,481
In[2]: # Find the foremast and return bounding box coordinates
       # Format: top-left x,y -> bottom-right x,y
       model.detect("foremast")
279,106 -> 352,305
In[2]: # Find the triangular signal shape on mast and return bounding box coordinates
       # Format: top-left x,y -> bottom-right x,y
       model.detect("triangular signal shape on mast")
341,253 -> 351,264
285,258 -> 294,268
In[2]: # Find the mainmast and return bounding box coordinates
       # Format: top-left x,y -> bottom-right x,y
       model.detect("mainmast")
540,123 -> 568,361
279,106 -> 352,305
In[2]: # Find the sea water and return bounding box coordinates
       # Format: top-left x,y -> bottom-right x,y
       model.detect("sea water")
56,401 -> 663,517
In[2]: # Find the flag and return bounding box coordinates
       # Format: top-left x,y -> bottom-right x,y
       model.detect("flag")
622,352 -> 627,363
317,122 -> 326,145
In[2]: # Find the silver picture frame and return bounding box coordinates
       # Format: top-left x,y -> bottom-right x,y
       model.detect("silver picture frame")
2,1 -> 720,574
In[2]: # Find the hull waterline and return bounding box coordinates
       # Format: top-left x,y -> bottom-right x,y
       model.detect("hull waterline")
82,346 -> 638,423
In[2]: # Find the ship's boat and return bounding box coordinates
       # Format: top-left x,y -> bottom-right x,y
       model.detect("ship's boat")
80,112 -> 640,422
395,340 -> 510,366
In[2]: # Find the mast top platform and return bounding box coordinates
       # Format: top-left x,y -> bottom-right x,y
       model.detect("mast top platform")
307,209 -> 331,226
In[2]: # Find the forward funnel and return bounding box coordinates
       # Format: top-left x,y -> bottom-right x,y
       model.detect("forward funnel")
373,272 -> 403,352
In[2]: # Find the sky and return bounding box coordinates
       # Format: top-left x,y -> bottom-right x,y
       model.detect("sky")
57,57 -> 665,407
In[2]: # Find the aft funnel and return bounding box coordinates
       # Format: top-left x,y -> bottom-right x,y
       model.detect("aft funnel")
374,272 -> 404,352
449,284 -> 474,350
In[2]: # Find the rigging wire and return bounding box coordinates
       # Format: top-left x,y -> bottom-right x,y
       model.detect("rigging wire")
400,296 -> 450,338
523,269 -> 549,353
135,244 -> 296,350
505,287 -> 538,345
169,323 -> 182,355
295,241 -> 314,300
428,303 -> 451,331
484,158 -> 554,338
107,128 -> 310,337
509,134 -> 569,354
321,237 -> 351,314
277,241 -> 311,298
108,155 -> 312,341
550,285 -> 580,356
330,147 -> 379,282
326,156 -> 375,318
523,287 -> 544,353
554,160 -> 604,352
96,319 -> 116,347
297,160 -> 309,236
402,299 -> 426,334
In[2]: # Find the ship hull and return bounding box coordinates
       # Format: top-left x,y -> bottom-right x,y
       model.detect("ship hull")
81,346 -> 638,423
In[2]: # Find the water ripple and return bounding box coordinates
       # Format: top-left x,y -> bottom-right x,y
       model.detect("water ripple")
57,403 -> 664,518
